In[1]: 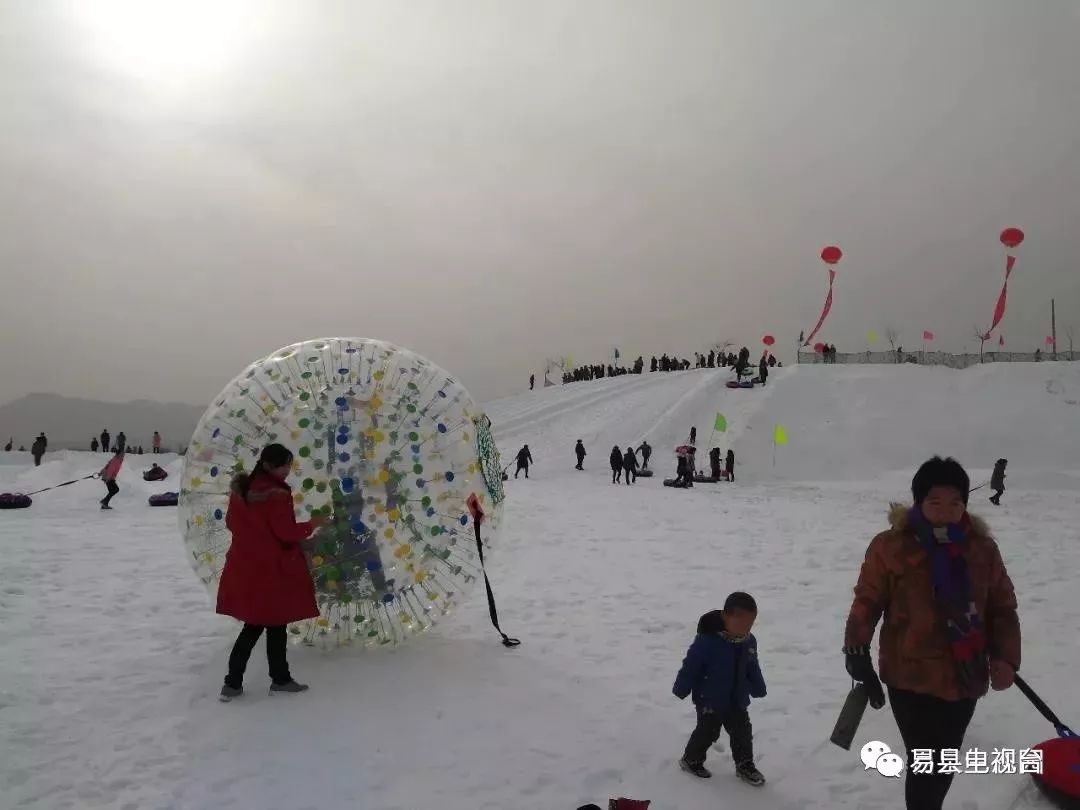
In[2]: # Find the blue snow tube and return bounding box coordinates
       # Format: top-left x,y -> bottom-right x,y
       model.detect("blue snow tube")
148,492 -> 179,507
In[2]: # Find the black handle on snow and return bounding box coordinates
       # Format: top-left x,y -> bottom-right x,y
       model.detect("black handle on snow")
472,518 -> 520,648
1014,674 -> 1075,738
26,474 -> 99,496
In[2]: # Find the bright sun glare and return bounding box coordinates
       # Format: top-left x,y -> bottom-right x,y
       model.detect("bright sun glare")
70,0 -> 262,89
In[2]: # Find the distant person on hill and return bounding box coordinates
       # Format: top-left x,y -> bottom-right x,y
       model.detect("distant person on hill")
530,374 -> 535,391
637,440 -> 652,470
623,446 -> 639,485
709,447 -> 722,480
689,426 -> 697,446
137,446 -> 144,455
100,429 -> 110,453
18,445 -> 25,452
651,356 -> 658,373
843,457 -> 1020,810
759,356 -> 769,386
575,440 -> 587,470
153,431 -> 162,454
674,592 -> 767,785
217,443 -> 326,701
989,459 -> 1007,506
708,350 -> 716,368
116,431 -> 127,454
610,446 -> 624,484
4,438 -> 12,452
768,355 -> 777,368
99,448 -> 125,510
31,433 -> 47,467
91,437 -> 99,452
514,445 -> 533,479
726,449 -> 735,483
675,452 -> 688,487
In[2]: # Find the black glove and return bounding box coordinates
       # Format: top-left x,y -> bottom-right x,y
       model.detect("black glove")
844,645 -> 886,709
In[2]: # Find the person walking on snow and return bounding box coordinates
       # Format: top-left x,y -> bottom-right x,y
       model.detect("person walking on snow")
989,459 -> 1007,505
759,355 -> 769,386
623,446 -> 639,484
709,447 -> 722,480
575,440 -> 587,470
514,445 -> 533,479
115,431 -> 127,454
689,426 -> 697,446
725,449 -> 735,482
217,444 -> 326,702
843,456 -> 1020,810
100,429 -> 110,453
99,448 -> 125,509
529,374 -> 535,391
674,592 -> 767,785
637,440 -> 652,470
153,431 -> 162,454
31,433 -> 47,466
610,446 -> 624,484
91,437 -> 99,452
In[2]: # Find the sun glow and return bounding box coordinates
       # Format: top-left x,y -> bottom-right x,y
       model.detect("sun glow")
68,0 -> 265,90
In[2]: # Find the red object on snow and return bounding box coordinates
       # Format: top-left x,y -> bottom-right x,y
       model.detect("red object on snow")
609,800 -> 651,810
216,475 -> 319,626
1032,737 -> 1080,810
923,330 -> 934,341
820,245 -> 843,264
762,335 -> 775,347
1000,227 -> 1025,249
466,492 -> 485,524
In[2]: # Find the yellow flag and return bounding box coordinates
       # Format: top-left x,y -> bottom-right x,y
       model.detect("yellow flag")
867,330 -> 880,344
773,424 -> 789,446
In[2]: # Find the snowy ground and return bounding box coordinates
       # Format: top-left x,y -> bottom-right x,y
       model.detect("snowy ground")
2,363 -> 1078,809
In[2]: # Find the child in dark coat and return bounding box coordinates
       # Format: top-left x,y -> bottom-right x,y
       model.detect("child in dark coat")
674,592 -> 767,785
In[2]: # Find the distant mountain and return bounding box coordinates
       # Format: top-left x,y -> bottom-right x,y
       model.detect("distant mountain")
0,393 -> 205,452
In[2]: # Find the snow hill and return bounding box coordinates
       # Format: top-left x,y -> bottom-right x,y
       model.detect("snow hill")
1,363 -> 1077,810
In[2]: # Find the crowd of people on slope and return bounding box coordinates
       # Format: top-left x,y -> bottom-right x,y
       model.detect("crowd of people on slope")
541,345 -> 781,388
3,429 -> 167,462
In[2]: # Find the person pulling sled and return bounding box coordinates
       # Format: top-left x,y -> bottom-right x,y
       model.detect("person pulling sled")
514,445 -> 533,479
989,458 -> 1007,505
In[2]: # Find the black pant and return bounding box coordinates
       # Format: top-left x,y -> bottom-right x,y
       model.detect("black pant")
624,468 -> 635,484
888,687 -> 977,810
33,454 -> 42,467
515,463 -> 528,479
225,624 -> 291,689
642,455 -> 650,470
153,447 -> 160,454
101,479 -> 119,506
683,706 -> 753,767
575,456 -> 584,470
989,488 -> 1003,505
612,467 -> 621,483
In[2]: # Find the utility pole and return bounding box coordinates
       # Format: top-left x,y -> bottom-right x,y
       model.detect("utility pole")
1051,298 -> 1057,360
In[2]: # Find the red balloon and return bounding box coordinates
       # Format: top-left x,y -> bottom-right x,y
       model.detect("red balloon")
763,335 -> 775,346
821,246 -> 843,265
1000,228 -> 1024,249
814,342 -> 826,353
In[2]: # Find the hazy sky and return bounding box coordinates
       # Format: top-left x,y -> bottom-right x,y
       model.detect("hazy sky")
2,0 -> 1078,406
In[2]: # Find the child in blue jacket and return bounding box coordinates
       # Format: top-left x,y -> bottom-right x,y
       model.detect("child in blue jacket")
673,591 -> 767,785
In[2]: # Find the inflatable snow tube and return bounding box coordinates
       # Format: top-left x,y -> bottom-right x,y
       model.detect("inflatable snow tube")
0,493 -> 32,509
149,492 -> 179,507
1033,737 -> 1080,810
693,474 -> 719,484
636,469 -> 655,478
663,478 -> 688,488
726,380 -> 755,389
143,470 -> 168,482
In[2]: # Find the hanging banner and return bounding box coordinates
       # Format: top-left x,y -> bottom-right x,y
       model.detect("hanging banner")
803,246 -> 841,347
981,228 -> 1025,340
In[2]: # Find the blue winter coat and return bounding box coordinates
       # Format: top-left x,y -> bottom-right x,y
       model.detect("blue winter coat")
673,613 -> 767,712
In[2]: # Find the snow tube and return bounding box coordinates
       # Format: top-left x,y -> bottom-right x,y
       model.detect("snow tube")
693,474 -> 719,483
636,469 -> 654,478
0,493 -> 32,509
726,380 -> 755,389
1033,737 -> 1080,810
148,492 -> 179,507
142,469 -> 168,482
663,478 -> 688,488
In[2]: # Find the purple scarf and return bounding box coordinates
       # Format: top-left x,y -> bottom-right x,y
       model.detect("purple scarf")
909,507 -> 989,689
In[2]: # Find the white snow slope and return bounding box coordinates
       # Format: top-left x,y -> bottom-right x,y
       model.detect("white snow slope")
2,363 -> 1078,810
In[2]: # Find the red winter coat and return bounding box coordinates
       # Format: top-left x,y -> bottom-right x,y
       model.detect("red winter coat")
216,474 -> 319,627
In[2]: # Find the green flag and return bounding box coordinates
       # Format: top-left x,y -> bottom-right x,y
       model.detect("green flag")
774,424 -> 789,446
714,412 -> 727,433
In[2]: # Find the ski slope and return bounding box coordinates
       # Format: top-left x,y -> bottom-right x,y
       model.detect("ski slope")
1,364 -> 1077,810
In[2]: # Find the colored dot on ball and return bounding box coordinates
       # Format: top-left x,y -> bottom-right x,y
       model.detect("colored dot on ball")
381,593 -> 395,604
338,368 -> 349,375
429,525 -> 441,535
427,508 -> 436,518
413,464 -> 423,474
215,509 -> 224,520
352,520 -> 366,534
210,466 -> 219,477
335,397 -> 347,409
338,452 -> 350,462
299,392 -> 310,401
315,482 -> 327,493
298,418 -> 310,428
340,476 -> 355,492
411,444 -> 420,454
409,432 -> 419,442
298,446 -> 311,457
345,347 -> 357,354
421,496 -> 432,508
445,471 -> 455,482
437,424 -> 447,433
302,478 -> 315,490
459,515 -> 468,526
416,478 -> 426,488
406,404 -> 416,414
212,428 -> 221,438
336,434 -> 348,445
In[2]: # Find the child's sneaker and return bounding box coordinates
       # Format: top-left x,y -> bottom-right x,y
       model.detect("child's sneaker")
736,762 -> 765,786
219,685 -> 243,702
269,680 -> 309,694
679,759 -> 711,779
100,503 -> 112,510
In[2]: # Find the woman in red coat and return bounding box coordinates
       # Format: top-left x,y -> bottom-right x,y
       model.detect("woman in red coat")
218,443 -> 325,702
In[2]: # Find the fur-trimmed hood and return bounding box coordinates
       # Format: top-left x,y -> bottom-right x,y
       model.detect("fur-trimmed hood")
887,502 -> 992,538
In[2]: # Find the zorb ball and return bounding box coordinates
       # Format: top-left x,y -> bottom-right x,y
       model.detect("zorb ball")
179,338 -> 506,647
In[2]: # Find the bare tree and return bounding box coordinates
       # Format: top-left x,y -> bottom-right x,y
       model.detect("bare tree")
1066,325 -> 1076,360
973,326 -> 989,363
885,327 -> 900,351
